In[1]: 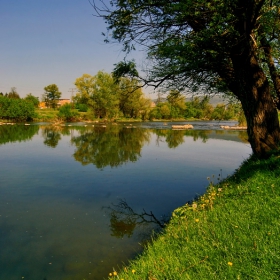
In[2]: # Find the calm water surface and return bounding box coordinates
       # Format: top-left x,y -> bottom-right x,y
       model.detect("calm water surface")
0,121 -> 251,279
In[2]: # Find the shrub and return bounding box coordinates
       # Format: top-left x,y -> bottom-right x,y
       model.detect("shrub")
58,104 -> 78,121
0,96 -> 37,121
76,103 -> 88,112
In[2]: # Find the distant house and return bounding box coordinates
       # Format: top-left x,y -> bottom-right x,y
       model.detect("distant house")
39,99 -> 71,109
57,99 -> 71,106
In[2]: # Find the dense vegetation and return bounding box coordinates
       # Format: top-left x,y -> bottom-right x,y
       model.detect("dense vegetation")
0,74 -> 246,123
73,71 -> 152,120
107,153 -> 280,279
151,95 -> 245,123
0,95 -> 37,122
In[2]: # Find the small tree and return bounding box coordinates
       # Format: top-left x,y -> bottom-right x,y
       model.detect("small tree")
43,84 -> 61,109
7,87 -> 20,99
58,104 -> 78,121
24,93 -> 39,108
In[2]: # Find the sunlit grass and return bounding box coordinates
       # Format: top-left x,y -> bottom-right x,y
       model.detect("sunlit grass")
35,108 -> 59,121
35,108 -> 95,122
108,153 -> 280,279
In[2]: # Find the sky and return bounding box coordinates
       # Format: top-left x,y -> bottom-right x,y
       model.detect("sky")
0,0 -> 149,99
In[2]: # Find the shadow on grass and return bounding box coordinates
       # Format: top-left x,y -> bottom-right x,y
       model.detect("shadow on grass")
225,150 -> 280,186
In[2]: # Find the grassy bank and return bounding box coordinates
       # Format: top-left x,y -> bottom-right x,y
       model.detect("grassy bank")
33,108 -> 198,123
108,154 -> 280,279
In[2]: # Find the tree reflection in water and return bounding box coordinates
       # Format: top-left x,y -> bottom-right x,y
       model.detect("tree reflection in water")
38,124 -> 248,167
71,125 -> 151,168
104,199 -> 168,239
41,126 -> 62,148
41,125 -> 89,148
154,129 -> 210,148
0,124 -> 39,145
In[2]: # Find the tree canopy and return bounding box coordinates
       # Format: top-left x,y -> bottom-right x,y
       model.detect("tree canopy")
74,71 -> 151,119
43,84 -> 61,109
24,93 -> 39,107
0,95 -> 37,121
92,0 -> 280,158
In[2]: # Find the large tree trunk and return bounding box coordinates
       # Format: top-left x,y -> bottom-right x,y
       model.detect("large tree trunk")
232,52 -> 280,158
241,86 -> 280,158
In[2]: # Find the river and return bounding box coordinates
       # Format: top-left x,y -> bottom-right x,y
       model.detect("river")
0,121 -> 251,279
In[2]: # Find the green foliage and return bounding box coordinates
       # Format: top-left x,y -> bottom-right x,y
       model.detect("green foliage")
110,154 -> 280,279
43,84 -> 62,109
166,90 -> 186,118
74,72 -> 119,119
35,108 -> 59,121
149,95 -> 243,120
0,96 -> 37,121
7,87 -> 20,99
75,103 -> 88,112
74,71 -> 151,120
113,60 -> 139,83
97,0 -> 280,157
58,104 -> 78,121
24,93 -> 39,108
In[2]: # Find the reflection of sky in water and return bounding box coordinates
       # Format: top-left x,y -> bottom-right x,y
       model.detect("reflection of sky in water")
0,126 -> 251,280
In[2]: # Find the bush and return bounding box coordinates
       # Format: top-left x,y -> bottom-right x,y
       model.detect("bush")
75,103 -> 88,112
58,104 -> 78,121
0,96 -> 37,121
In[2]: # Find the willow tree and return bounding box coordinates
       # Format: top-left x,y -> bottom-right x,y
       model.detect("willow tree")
91,0 -> 280,158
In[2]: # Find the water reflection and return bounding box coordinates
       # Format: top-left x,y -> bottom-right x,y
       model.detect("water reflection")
0,124 -> 39,144
42,126 -> 62,148
104,199 -> 166,239
154,129 -> 210,148
71,125 -> 151,168
0,123 -> 249,168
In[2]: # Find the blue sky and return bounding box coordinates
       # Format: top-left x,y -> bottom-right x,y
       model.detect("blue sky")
0,0 -> 148,99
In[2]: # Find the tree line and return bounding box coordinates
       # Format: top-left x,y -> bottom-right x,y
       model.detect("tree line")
150,91 -> 244,123
73,71 -> 244,122
1,73 -> 244,122
0,88 -> 39,121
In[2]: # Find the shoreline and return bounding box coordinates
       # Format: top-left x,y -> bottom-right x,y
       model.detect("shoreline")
108,153 -> 280,279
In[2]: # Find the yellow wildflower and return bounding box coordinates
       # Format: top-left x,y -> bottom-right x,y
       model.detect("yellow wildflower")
109,272 -> 113,276
228,262 -> 233,266
113,271 -> 117,276
195,219 -> 199,222
132,269 -> 136,274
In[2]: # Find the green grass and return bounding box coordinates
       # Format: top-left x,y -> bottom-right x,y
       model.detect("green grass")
35,108 -> 59,121
108,154 -> 280,280
34,108 -> 96,122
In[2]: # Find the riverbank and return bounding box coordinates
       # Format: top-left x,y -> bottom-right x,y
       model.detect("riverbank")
108,153 -> 280,279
